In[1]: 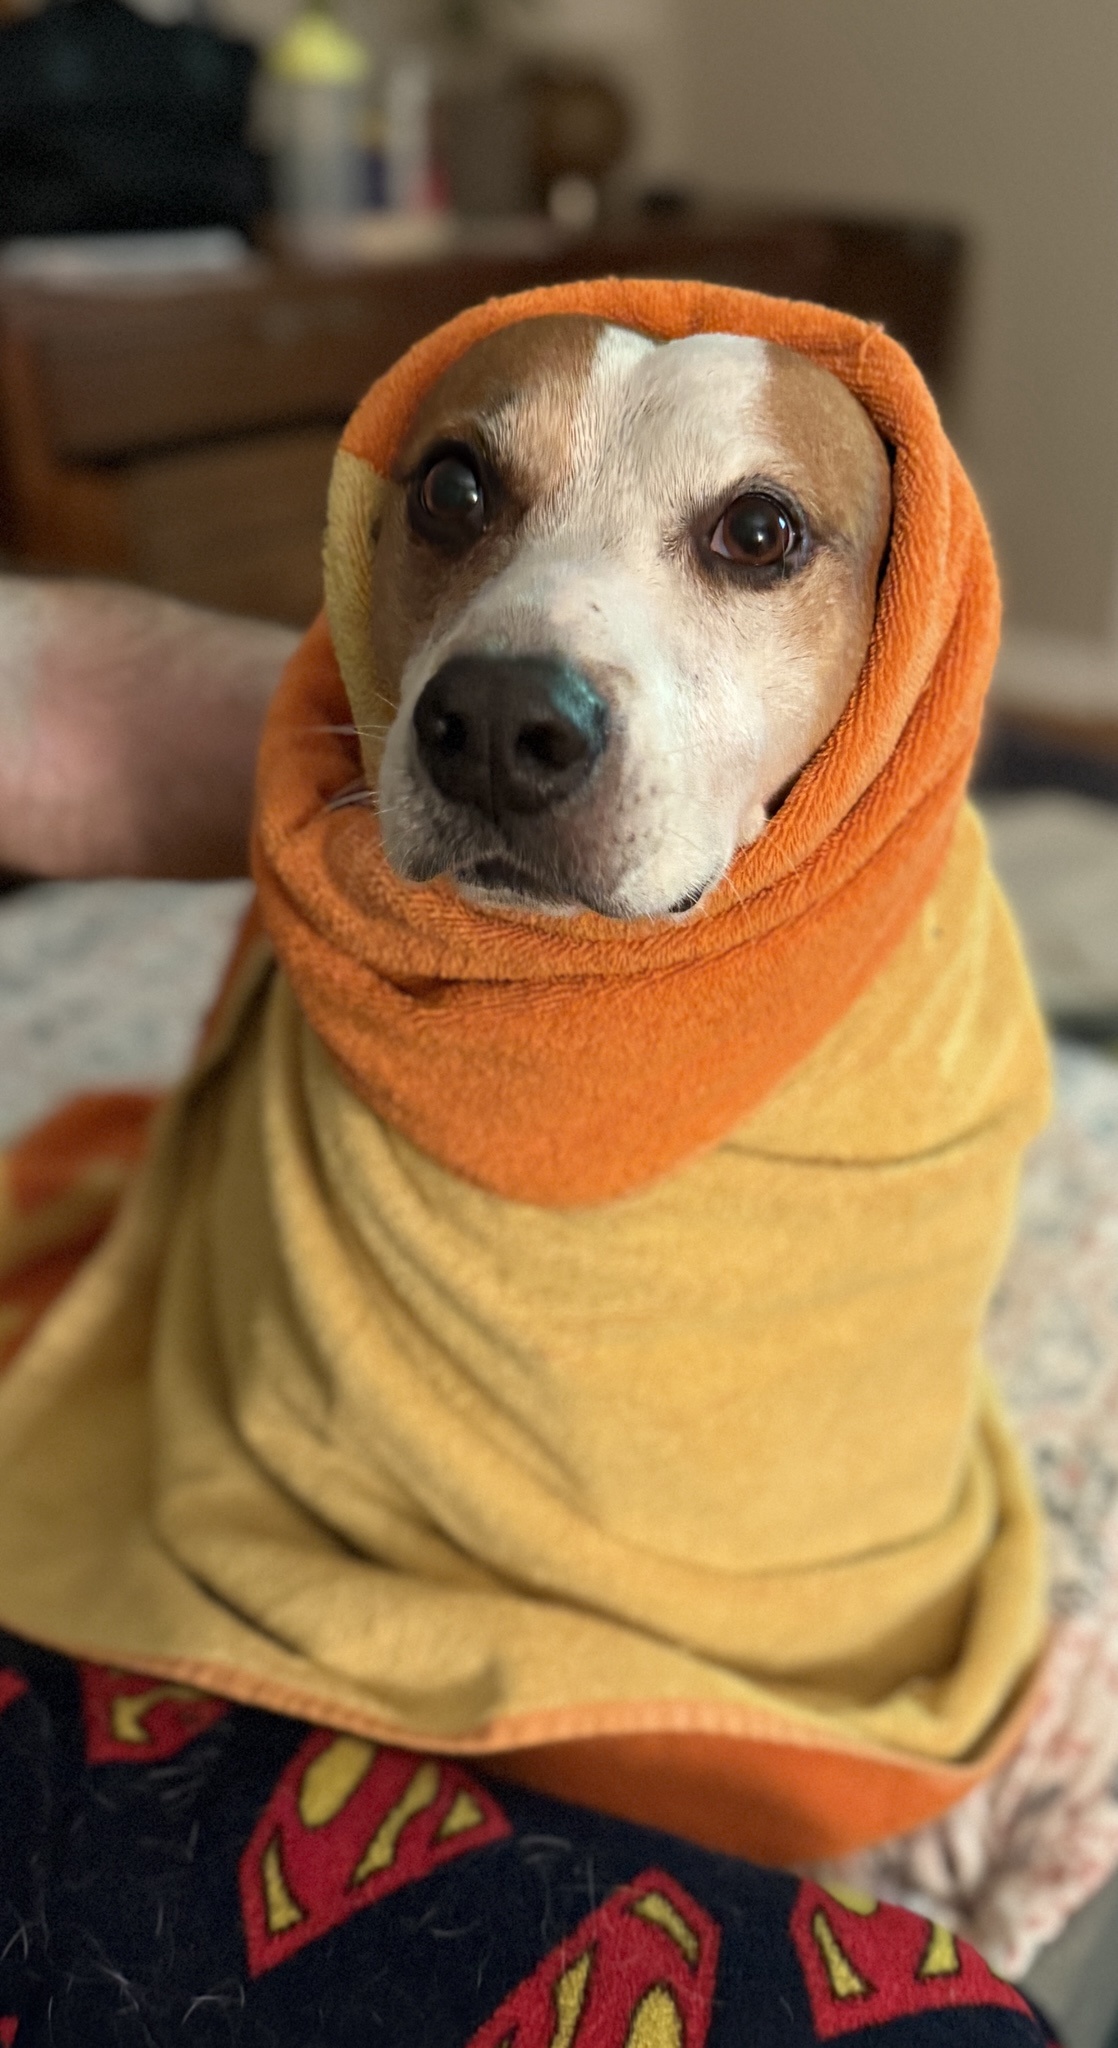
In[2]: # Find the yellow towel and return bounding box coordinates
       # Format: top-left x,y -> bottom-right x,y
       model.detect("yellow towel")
0,806 -> 1048,1840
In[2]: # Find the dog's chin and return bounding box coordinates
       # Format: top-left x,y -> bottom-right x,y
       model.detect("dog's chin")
443,856 -> 719,923
454,856 -> 589,917
378,766 -> 737,921
384,829 -> 723,922
381,811 -> 722,921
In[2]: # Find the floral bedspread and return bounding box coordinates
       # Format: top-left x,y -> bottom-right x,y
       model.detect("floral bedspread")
830,1041 -> 1118,1980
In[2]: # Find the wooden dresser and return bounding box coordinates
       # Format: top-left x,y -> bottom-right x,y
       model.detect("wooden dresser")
0,210 -> 962,625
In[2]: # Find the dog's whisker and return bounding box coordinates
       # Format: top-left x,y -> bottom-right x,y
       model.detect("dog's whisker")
305,721 -> 393,741
324,781 -> 375,814
364,792 -> 418,822
324,780 -> 426,821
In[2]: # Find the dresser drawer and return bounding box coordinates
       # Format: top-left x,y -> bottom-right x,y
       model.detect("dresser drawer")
121,423 -> 338,624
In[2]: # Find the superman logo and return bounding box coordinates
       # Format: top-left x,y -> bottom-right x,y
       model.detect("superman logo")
0,1670 -> 28,1717
79,1663 -> 229,1765
790,1879 -> 1032,2036
239,1732 -> 510,1976
466,1868 -> 720,2048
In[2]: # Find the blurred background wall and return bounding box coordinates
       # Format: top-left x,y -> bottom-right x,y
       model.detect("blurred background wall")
672,0 -> 1118,714
3,0 -> 1117,715
355,0 -> 1118,712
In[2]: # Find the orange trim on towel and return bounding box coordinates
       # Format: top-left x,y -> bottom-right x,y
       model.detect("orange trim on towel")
487,1704 -> 1038,1866
11,1627 -> 1040,1868
0,1092 -> 158,1369
0,1234 -> 104,1372
7,1091 -> 155,1214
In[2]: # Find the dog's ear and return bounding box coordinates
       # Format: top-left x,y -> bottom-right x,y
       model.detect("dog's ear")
323,448 -> 390,749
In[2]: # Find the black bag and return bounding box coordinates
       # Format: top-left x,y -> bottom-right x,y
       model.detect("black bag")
0,0 -> 267,239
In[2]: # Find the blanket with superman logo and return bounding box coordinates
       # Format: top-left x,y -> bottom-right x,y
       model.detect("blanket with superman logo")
0,1632 -> 1056,2047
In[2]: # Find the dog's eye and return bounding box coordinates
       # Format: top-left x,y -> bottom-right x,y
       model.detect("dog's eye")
708,492 -> 798,570
410,447 -> 486,543
420,456 -> 482,521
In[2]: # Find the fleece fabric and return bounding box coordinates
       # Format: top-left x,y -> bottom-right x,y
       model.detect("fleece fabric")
0,281 -> 1050,1867
0,1627 -> 1059,2048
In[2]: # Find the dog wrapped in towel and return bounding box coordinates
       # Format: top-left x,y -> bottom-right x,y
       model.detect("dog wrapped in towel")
0,279 -> 1061,2039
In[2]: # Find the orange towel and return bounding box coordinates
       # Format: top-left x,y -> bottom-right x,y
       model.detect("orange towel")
257,277 -> 1000,1206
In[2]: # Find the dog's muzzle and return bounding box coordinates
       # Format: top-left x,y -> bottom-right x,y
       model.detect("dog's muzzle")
412,654 -> 610,824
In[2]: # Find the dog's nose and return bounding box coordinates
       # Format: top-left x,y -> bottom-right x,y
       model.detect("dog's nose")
413,655 -> 609,819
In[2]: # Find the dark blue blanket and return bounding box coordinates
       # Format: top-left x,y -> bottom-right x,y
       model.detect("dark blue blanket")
0,1632 -> 1056,2046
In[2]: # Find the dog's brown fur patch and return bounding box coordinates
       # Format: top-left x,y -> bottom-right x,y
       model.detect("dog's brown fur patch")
730,341 -> 892,772
370,317 -> 609,711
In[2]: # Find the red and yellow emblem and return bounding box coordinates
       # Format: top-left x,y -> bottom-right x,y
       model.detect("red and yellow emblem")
466,1868 -> 720,2047
78,1663 -> 229,1765
239,1733 -> 509,1976
790,1879 -> 1032,2036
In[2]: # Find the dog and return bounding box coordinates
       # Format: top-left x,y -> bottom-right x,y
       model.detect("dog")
0,290 -> 1084,2040
367,315 -> 892,917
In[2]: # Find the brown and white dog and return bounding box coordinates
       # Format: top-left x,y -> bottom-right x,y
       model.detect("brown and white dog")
367,314 -> 892,917
338,318 -> 1118,1996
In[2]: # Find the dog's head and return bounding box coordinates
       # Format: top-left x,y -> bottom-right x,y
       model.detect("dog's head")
362,314 -> 891,920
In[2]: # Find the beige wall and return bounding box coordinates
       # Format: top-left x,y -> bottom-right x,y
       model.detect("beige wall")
678,0 -> 1118,659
